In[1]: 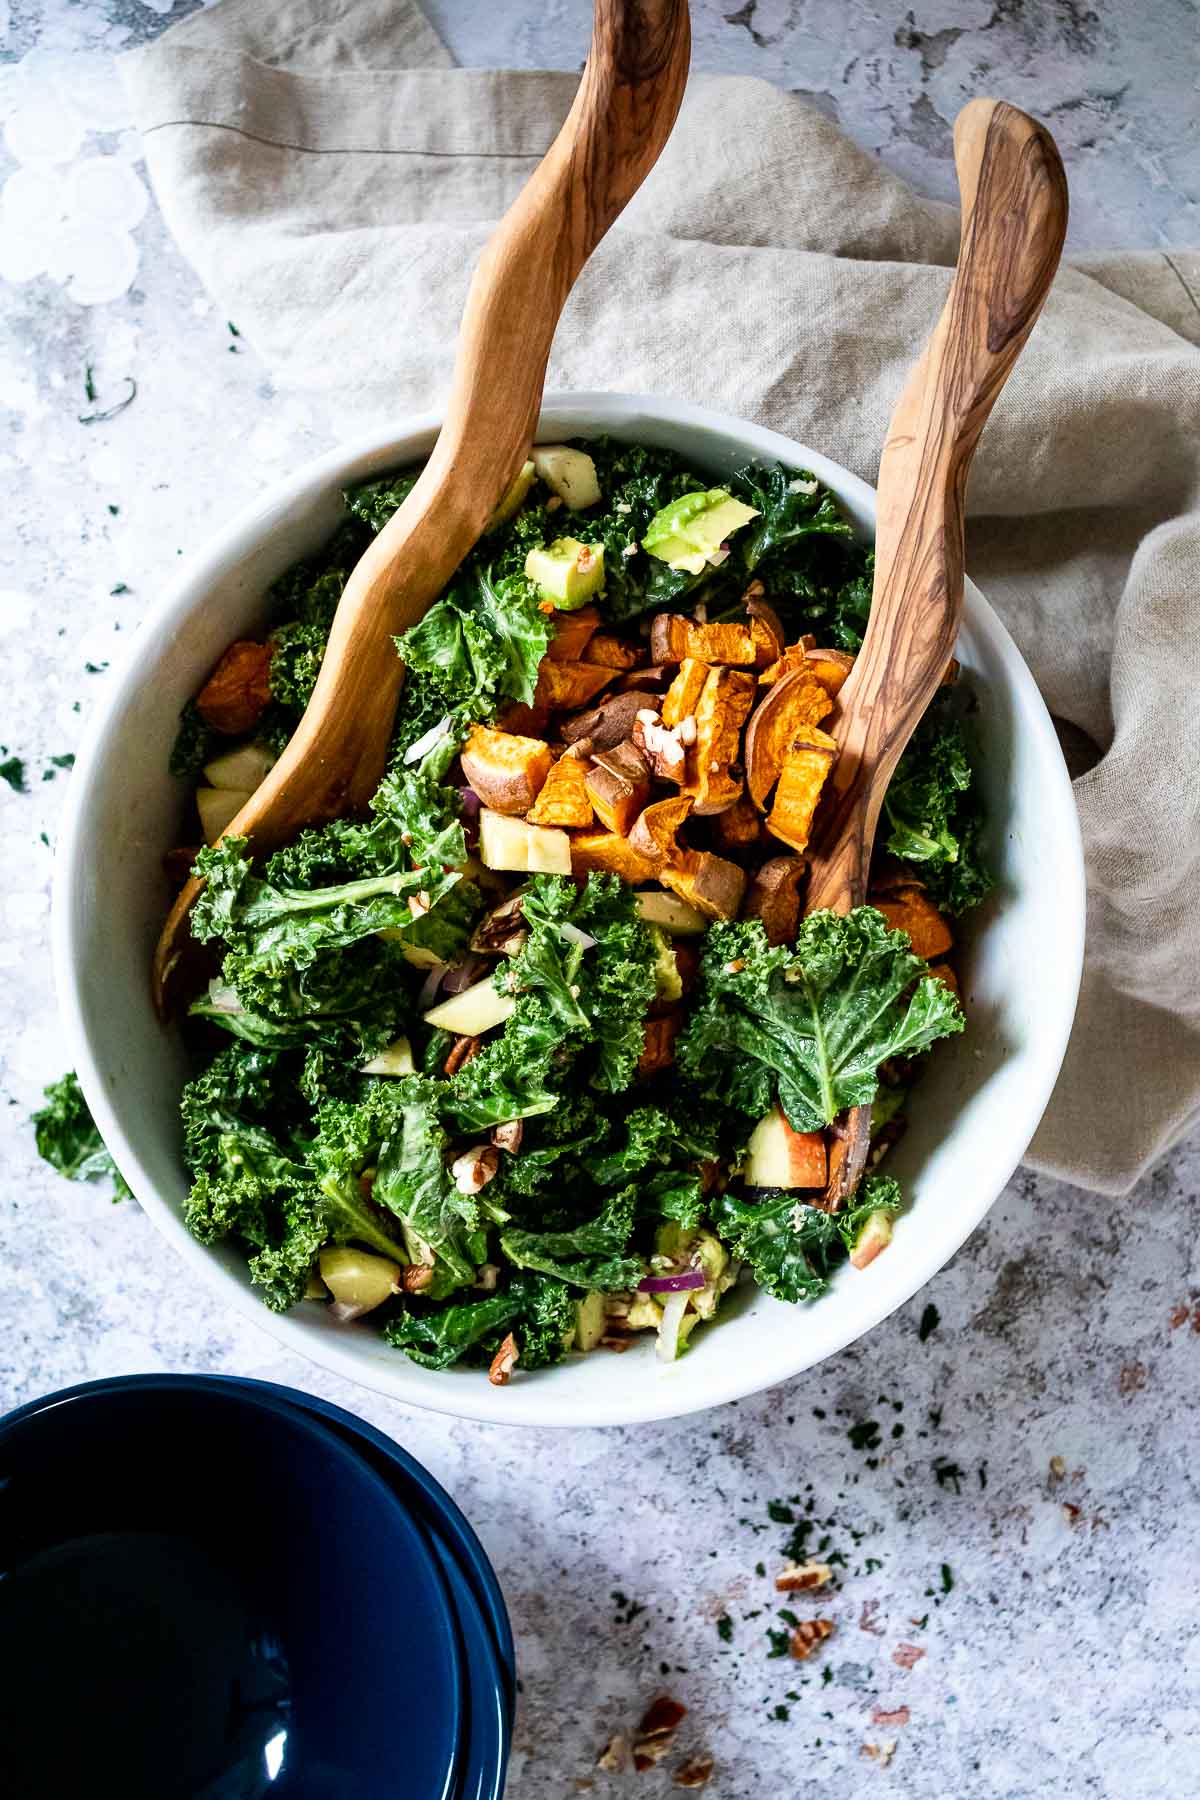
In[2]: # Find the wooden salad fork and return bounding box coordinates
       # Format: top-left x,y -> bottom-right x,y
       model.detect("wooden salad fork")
153,0 -> 691,1013
804,97 -> 1068,1205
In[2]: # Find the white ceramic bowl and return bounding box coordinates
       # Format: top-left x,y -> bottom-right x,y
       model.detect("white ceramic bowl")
53,393 -> 1085,1428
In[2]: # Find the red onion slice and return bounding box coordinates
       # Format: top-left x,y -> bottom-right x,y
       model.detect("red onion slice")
458,786 -> 482,818
639,1269 -> 706,1294
442,955 -> 487,995
417,963 -> 449,1009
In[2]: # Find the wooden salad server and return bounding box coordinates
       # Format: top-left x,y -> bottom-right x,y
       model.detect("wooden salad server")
803,97 -> 1068,1205
153,0 -> 691,1012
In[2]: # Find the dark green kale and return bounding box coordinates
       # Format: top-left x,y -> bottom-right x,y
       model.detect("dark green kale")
385,1270 -> 574,1372
884,694 -> 993,914
678,911 -> 963,1133
711,1172 -> 902,1304
344,473 -> 420,536
33,1072 -> 131,1201
500,1186 -> 642,1291
0,754 -> 27,793
169,702 -> 216,780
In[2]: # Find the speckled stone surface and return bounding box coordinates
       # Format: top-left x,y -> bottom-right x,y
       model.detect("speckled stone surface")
3,3 -> 1199,1795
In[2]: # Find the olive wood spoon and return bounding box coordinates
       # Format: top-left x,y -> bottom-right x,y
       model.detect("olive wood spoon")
804,97 -> 1068,1207
154,0 -> 691,1013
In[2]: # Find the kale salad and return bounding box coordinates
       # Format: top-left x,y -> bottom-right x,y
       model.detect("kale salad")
163,439 -> 991,1383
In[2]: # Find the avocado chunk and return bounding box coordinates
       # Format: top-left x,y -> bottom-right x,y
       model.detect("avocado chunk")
642,488 -> 759,576
525,537 -> 606,609
487,459 -> 536,531
531,445 -> 601,509
648,925 -> 683,1003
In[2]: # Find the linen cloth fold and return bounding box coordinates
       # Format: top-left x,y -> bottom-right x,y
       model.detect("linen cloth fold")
120,0 -> 1200,1195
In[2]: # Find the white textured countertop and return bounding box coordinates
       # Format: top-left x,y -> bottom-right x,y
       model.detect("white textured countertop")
3,3 -> 1199,1795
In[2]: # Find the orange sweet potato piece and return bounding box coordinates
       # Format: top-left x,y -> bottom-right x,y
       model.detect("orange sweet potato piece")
662,849 -> 747,921
744,669 -> 834,808
649,616 -> 762,668
759,636 -> 818,688
534,658 -> 614,711
496,700 -> 551,737
569,829 -> 659,883
686,666 -> 756,815
546,605 -> 602,662
927,960 -> 960,1000
743,856 -> 806,946
875,891 -> 953,961
628,794 -> 693,867
661,657 -> 710,728
527,753 -> 594,828
638,1009 -> 683,1078
804,646 -> 856,697
583,633 -> 643,670
461,725 -> 554,817
766,728 -> 838,853
648,613 -> 692,664
711,794 -> 765,852
586,741 -> 652,836
196,640 -> 273,734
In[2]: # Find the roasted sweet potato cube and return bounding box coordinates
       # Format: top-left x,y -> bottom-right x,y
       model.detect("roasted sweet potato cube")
638,1008 -> 684,1076
637,1009 -> 683,1078
766,729 -> 838,853
196,640 -> 273,734
569,829 -> 659,883
687,666 -> 756,815
546,604 -> 602,662
744,669 -> 835,808
583,633 -> 643,670
927,960 -> 960,1000
586,743 -> 652,836
526,753 -> 594,828
804,646 -> 856,697
875,890 -> 953,961
688,621 -> 758,666
711,794 -> 764,852
661,657 -> 710,729
662,849 -> 747,921
628,794 -> 693,867
460,725 -> 553,816
534,657 -> 614,712
743,856 -> 806,946
563,689 -> 661,749
759,636 -> 817,689
648,614 -> 693,665
495,699 -> 552,737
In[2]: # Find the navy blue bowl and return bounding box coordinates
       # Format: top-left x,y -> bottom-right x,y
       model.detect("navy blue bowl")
252,1381 -> 516,1717
0,1377 -> 466,1800
225,1380 -> 514,1797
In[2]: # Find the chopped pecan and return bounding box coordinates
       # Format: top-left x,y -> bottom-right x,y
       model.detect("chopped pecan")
673,1755 -> 715,1789
870,1705 -> 910,1729
638,1696 -> 688,1739
488,1331 -> 519,1386
596,1734 -> 631,1774
450,1144 -> 499,1194
490,1119 -> 525,1154
400,1264 -> 434,1294
861,1741 -> 897,1767
443,1034 -> 482,1075
196,639 -> 274,734
891,1642 -> 926,1669
775,1559 -> 833,1593
789,1618 -> 834,1660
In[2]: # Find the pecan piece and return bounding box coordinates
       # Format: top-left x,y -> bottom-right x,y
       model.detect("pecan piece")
789,1618 -> 834,1660
673,1755 -> 715,1789
196,639 -> 273,734
488,1331 -> 519,1386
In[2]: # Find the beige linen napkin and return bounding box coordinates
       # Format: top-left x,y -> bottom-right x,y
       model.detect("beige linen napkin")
120,0 -> 1200,1196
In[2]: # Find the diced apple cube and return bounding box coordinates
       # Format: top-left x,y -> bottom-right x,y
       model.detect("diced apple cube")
478,807 -> 572,875
743,1105 -> 828,1189
423,976 -> 517,1036
360,1036 -> 415,1076
849,1210 -> 895,1269
202,741 -> 276,792
633,889 -> 708,936
197,785 -> 252,845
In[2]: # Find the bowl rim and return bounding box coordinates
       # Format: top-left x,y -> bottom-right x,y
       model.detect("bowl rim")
51,389 -> 1086,1427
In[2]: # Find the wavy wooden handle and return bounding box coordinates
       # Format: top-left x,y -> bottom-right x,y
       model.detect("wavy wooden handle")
154,0 -> 689,1011
805,98 -> 1068,916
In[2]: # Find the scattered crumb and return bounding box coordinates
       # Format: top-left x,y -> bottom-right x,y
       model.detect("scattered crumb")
775,1560 -> 833,1593
891,1643 -> 926,1669
673,1754 -> 715,1789
871,1705 -> 911,1728
862,1740 -> 897,1767
789,1619 -> 835,1661
1119,1361 -> 1148,1394
859,1599 -> 886,1636
596,1733 -> 630,1773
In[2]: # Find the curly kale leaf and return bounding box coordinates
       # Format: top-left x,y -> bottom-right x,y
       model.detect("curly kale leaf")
396,562 -> 550,716
884,697 -> 994,915
500,1185 -> 641,1291
506,874 -> 657,1093
385,1290 -> 519,1370
679,911 -> 964,1133
169,700 -> 217,781
183,1119 -> 329,1311
33,1072 -> 131,1201
344,473 -> 420,536
710,1173 -> 903,1306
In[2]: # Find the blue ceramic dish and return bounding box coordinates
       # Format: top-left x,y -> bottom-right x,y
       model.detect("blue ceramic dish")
240,1379 -> 516,1716
0,1376 -> 466,1800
